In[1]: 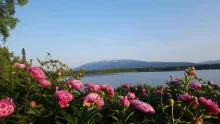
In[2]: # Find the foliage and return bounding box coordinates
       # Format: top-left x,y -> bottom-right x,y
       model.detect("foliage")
0,51 -> 220,124
0,0 -> 29,42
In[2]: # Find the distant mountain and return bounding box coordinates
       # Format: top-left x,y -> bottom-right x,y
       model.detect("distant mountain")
73,59 -> 197,71
200,60 -> 220,64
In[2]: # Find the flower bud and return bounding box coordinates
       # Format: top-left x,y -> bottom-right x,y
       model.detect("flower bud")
192,119 -> 202,124
58,72 -> 61,76
191,66 -> 195,71
193,97 -> 198,101
176,103 -> 181,107
79,73 -> 83,76
66,104 -> 69,107
208,80 -> 213,85
68,84 -> 72,89
30,101 -> 36,108
55,86 -> 59,91
168,98 -> 174,105
100,91 -> 105,97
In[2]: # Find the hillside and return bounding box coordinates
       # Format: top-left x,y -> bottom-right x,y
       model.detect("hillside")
73,59 -> 196,71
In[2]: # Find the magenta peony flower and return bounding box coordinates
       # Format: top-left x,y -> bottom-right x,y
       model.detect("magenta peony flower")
28,66 -> 46,81
130,100 -> 155,114
39,80 -> 51,87
14,63 -> 26,69
199,97 -> 220,115
0,97 -> 16,118
101,84 -> 114,97
86,83 -> 101,93
142,88 -> 146,93
155,90 -> 163,95
122,84 -> 130,89
119,96 -> 130,107
30,101 -> 36,108
54,90 -> 73,108
190,82 -> 202,91
214,84 -> 220,89
177,93 -> 192,102
83,93 -> 104,109
208,80 -> 214,85
171,78 -> 180,85
127,92 -> 136,100
66,80 -> 83,90
133,87 -> 138,91
191,101 -> 199,108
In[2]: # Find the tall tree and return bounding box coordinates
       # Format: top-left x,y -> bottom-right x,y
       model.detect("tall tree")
0,0 -> 29,43
22,48 -> 26,64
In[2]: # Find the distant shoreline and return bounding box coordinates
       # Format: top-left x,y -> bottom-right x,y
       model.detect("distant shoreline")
72,64 -> 220,76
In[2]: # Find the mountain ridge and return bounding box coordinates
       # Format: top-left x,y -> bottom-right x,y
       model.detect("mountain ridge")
73,59 -> 200,71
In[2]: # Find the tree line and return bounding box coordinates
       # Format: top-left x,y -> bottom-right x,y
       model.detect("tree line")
71,64 -> 220,75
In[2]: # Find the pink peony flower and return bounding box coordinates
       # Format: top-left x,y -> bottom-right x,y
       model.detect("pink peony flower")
185,69 -> 196,76
214,84 -> 220,89
28,66 -> 46,81
54,90 -> 73,108
177,93 -> 192,102
14,63 -> 26,69
0,97 -> 16,118
28,122 -> 33,124
30,101 -> 36,108
39,80 -> 51,87
83,93 -> 104,109
199,97 -> 220,115
143,92 -> 148,96
208,80 -> 214,85
130,100 -> 155,114
86,83 -> 101,93
133,87 -> 138,91
142,88 -> 146,93
66,80 -> 83,90
160,86 -> 166,90
171,78 -> 180,85
119,96 -> 130,107
155,90 -> 163,95
190,82 -> 202,91
101,84 -> 114,97
122,84 -> 130,89
127,92 -> 136,100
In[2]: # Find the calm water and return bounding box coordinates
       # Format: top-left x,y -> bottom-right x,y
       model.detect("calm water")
81,69 -> 220,88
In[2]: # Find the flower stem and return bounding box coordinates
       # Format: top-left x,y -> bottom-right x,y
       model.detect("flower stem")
171,104 -> 174,124
161,94 -> 164,113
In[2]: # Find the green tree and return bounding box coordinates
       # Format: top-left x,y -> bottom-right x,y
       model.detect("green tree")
0,0 -> 29,43
22,48 -> 26,64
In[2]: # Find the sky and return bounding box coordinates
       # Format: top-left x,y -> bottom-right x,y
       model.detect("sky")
1,0 -> 220,68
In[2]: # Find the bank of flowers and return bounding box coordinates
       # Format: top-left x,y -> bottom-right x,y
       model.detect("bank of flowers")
0,54 -> 220,124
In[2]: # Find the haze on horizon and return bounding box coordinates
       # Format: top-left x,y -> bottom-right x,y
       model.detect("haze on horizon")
1,0 -> 220,68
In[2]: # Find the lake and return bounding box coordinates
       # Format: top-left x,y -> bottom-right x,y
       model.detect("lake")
80,69 -> 220,88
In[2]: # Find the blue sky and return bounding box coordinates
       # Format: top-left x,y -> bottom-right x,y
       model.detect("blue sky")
1,0 -> 220,68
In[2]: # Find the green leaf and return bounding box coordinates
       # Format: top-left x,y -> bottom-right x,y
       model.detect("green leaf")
59,111 -> 75,123
36,58 -> 41,64
112,110 -> 119,115
111,115 -> 119,121
163,105 -> 170,110
125,111 -> 135,122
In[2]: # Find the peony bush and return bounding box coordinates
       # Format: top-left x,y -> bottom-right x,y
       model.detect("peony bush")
0,53 -> 220,124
